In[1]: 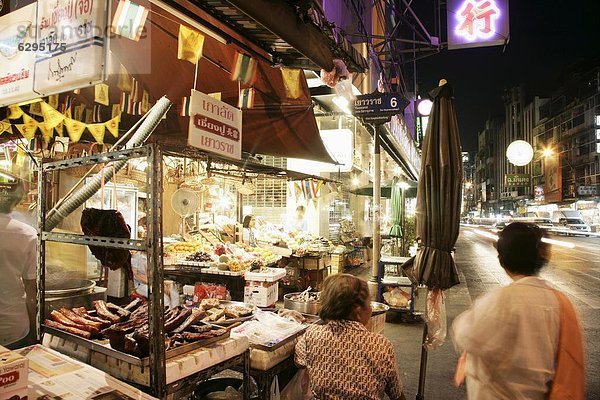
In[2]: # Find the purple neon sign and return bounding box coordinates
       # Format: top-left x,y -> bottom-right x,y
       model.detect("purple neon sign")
447,0 -> 509,50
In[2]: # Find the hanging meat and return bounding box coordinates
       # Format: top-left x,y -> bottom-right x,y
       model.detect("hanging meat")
81,208 -> 132,279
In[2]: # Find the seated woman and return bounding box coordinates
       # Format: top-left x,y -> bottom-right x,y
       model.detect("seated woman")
295,274 -> 405,400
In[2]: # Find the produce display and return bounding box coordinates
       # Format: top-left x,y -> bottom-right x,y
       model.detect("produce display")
185,251 -> 214,262
44,299 -> 228,357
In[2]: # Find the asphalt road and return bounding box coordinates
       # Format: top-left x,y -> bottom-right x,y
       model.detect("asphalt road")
380,226 -> 599,399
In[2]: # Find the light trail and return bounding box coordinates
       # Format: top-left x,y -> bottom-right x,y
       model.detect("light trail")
472,229 -> 576,249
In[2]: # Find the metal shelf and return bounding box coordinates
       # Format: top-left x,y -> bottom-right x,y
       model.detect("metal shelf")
42,146 -> 151,172
42,232 -> 147,251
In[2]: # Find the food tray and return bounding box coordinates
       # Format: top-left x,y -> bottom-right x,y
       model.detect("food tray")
248,325 -> 307,352
202,301 -> 256,326
179,260 -> 212,267
43,324 -> 230,367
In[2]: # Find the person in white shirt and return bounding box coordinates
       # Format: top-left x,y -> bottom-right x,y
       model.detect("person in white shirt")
452,222 -> 568,400
0,173 -> 37,349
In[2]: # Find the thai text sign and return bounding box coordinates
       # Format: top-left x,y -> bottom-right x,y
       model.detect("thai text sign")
34,0 -> 107,96
0,4 -> 38,105
188,89 -> 242,160
447,0 -> 509,50
352,93 -> 408,124
504,174 -> 530,187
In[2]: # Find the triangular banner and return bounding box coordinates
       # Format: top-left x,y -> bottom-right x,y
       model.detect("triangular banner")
64,118 -> 87,142
117,63 -> 133,92
15,124 -> 36,140
38,122 -> 55,143
280,68 -> 302,99
105,116 -> 120,138
87,123 -> 106,143
0,120 -> 12,135
41,101 -> 65,129
22,114 -> 39,131
178,25 -> 205,64
7,105 -> 24,119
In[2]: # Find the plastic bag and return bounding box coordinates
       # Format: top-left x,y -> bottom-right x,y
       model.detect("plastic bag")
425,288 -> 447,350
382,287 -> 411,308
231,310 -> 305,347
280,369 -> 311,400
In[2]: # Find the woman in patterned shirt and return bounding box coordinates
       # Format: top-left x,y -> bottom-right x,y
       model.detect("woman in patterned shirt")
295,274 -> 405,400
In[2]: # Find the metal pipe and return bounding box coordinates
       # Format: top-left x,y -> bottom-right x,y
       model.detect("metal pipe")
416,323 -> 429,400
371,125 -> 381,282
45,97 -> 172,231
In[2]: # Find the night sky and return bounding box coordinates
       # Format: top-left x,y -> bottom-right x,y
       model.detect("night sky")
416,0 -> 600,151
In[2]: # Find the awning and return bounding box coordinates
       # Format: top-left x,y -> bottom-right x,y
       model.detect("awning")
189,0 -> 368,73
109,0 -> 337,163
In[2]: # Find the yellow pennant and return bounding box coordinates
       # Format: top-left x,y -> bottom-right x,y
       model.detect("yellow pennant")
38,122 -> 55,143
111,104 -> 121,119
64,118 -> 86,142
95,83 -> 110,106
141,90 -> 150,113
208,92 -> 222,101
28,101 -> 43,116
0,120 -> 12,135
41,102 -> 65,129
281,68 -> 303,99
178,25 -> 205,63
7,105 -> 24,119
55,120 -> 64,137
105,116 -> 120,138
22,114 -> 39,131
48,94 -> 59,109
87,123 -> 106,144
15,124 -> 36,140
117,63 -> 133,92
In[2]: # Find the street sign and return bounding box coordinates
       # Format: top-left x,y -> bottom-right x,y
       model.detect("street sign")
352,93 -> 408,124
577,186 -> 598,196
504,174 -> 530,187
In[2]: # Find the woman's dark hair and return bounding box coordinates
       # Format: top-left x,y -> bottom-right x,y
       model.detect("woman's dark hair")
319,274 -> 370,322
242,214 -> 254,228
495,222 -> 550,275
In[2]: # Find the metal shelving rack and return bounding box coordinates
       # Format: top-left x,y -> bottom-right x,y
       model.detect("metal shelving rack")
36,143 -> 250,399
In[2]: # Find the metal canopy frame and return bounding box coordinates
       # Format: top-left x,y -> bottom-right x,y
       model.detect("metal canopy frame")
36,143 -> 251,399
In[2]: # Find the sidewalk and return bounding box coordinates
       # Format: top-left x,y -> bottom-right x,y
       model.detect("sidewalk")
350,264 -> 470,400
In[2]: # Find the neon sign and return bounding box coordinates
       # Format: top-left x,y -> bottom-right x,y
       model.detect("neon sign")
447,0 -> 509,50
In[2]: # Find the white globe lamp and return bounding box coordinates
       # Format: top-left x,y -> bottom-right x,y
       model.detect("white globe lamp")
506,140 -> 534,166
417,99 -> 433,116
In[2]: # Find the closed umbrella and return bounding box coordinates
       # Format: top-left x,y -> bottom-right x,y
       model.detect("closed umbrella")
389,178 -> 403,238
402,80 -> 463,399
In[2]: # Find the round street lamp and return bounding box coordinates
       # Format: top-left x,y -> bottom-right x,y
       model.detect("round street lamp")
506,140 -> 534,166
417,99 -> 433,116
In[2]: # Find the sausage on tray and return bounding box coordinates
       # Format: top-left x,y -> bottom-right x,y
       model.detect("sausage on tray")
45,319 -> 92,339
49,310 -> 100,335
107,302 -> 131,319
181,328 -> 227,342
71,308 -> 112,327
93,300 -> 121,323
123,298 -> 144,312
165,308 -> 192,333
59,308 -> 104,330
171,308 -> 206,334
185,324 -> 213,333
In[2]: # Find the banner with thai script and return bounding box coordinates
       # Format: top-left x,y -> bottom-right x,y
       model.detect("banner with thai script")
33,0 -> 107,95
0,4 -> 38,106
188,89 -> 242,160
544,152 -> 562,203
504,174 -> 530,187
447,0 -> 509,50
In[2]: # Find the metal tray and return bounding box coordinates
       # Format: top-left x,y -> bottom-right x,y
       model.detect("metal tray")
43,325 -> 230,367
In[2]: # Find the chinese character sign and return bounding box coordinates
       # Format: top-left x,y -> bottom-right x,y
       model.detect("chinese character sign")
447,0 -> 509,50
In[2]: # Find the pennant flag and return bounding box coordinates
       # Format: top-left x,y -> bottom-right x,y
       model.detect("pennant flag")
41,102 -> 65,129
84,108 -> 93,124
180,96 -> 191,117
38,122 -> 55,143
7,105 -> 24,119
238,88 -> 255,109
61,95 -> 73,114
117,63 -> 133,92
64,118 -> 86,142
326,181 -> 339,194
178,25 -> 205,63
112,104 -> 122,119
231,52 -> 257,85
208,92 -> 221,101
64,106 -> 72,119
48,94 -> 59,109
105,116 -> 120,138
22,114 -> 39,131
87,123 -> 106,143
111,0 -> 149,41
28,101 -> 43,116
15,124 -> 36,140
55,120 -> 64,137
119,92 -> 130,112
74,104 -> 85,121
0,120 -> 11,135
141,90 -> 149,113
131,78 -> 140,102
93,105 -> 102,122
281,68 -> 302,99
94,83 -> 110,105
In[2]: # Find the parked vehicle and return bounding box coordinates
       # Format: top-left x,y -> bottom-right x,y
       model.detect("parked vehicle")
551,210 -> 591,236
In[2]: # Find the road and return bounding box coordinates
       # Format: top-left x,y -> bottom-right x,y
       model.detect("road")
380,226 -> 600,399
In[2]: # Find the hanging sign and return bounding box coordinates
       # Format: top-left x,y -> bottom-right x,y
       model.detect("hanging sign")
33,0 -> 107,95
352,92 -> 408,124
447,0 -> 509,50
0,4 -> 38,106
188,89 -> 242,160
504,174 -> 530,187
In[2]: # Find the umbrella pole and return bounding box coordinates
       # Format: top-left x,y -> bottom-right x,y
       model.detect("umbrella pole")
400,185 -> 406,255
371,124 -> 381,284
416,323 -> 429,400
